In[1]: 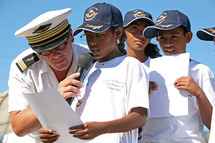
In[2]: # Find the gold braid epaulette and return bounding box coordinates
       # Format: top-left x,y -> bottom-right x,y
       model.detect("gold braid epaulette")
16,53 -> 39,73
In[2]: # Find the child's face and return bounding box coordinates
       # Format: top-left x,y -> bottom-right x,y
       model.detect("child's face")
125,20 -> 151,51
156,27 -> 192,56
85,28 -> 122,62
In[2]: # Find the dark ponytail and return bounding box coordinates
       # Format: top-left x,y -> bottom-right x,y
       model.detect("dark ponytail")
145,43 -> 161,58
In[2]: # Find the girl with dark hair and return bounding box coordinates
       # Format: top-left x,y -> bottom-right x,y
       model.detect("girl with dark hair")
123,9 -> 161,67
39,3 -> 149,143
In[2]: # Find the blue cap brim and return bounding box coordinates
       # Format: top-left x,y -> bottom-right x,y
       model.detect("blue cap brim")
196,29 -> 215,41
143,24 -> 181,39
73,21 -> 111,36
123,17 -> 154,28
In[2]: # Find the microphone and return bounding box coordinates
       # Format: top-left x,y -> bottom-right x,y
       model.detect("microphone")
66,53 -> 94,105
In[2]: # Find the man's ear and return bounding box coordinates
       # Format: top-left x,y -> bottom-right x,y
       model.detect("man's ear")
186,31 -> 193,43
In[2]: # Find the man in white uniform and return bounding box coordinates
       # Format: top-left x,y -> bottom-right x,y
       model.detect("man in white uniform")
7,8 -> 89,143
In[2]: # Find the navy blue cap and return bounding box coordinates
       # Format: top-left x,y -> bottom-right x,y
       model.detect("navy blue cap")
143,10 -> 191,39
73,3 -> 123,36
123,9 -> 154,27
196,26 -> 215,41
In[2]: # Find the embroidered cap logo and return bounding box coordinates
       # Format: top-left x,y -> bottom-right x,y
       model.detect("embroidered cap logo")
133,11 -> 146,18
208,28 -> 215,33
156,13 -> 167,24
85,7 -> 98,21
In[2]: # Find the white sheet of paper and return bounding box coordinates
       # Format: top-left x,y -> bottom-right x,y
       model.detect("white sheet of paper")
149,53 -> 190,118
23,87 -> 86,143
209,106 -> 215,143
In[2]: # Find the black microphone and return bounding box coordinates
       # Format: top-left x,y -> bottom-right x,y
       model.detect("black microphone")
66,53 -> 94,105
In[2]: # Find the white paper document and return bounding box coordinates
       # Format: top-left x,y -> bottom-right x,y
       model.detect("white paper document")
23,87 -> 86,143
149,53 -> 190,118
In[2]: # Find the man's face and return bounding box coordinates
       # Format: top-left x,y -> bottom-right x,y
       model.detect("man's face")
40,36 -> 74,72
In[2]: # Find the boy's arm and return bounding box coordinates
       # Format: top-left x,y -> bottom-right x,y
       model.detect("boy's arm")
195,91 -> 213,129
69,107 -> 148,140
174,76 -> 212,129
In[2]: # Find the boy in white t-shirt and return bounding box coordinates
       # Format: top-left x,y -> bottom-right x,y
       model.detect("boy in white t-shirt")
197,26 -> 215,143
142,10 -> 215,143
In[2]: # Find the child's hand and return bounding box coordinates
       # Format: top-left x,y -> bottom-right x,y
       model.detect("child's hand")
69,122 -> 105,140
174,76 -> 203,98
39,128 -> 59,143
149,81 -> 158,94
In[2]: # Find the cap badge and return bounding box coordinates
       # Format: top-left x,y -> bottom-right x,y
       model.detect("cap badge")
133,12 -> 146,18
156,13 -> 172,28
85,8 -> 98,21
207,28 -> 215,33
33,23 -> 52,34
156,14 -> 167,24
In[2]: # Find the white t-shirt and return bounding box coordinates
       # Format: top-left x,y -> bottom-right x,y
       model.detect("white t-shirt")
142,57 -> 151,75
72,55 -> 149,143
208,104 -> 215,143
142,59 -> 215,143
143,57 -> 151,67
8,43 -> 89,143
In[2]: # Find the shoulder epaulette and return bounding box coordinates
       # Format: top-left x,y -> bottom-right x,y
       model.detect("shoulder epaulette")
16,53 -> 39,73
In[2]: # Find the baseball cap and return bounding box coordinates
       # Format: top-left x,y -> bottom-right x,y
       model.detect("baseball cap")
123,9 -> 154,27
73,2 -> 123,36
196,26 -> 215,41
15,8 -> 72,53
143,10 -> 191,39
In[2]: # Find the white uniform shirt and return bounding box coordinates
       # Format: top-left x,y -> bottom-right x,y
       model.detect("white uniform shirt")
142,59 -> 215,143
72,55 -> 149,143
8,43 -> 89,143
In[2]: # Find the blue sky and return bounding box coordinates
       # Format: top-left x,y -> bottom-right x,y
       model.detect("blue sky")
0,0 -> 215,93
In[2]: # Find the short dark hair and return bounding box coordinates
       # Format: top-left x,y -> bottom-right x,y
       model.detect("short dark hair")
179,25 -> 188,35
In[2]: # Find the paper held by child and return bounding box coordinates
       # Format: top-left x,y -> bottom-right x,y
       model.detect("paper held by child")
149,53 -> 190,118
